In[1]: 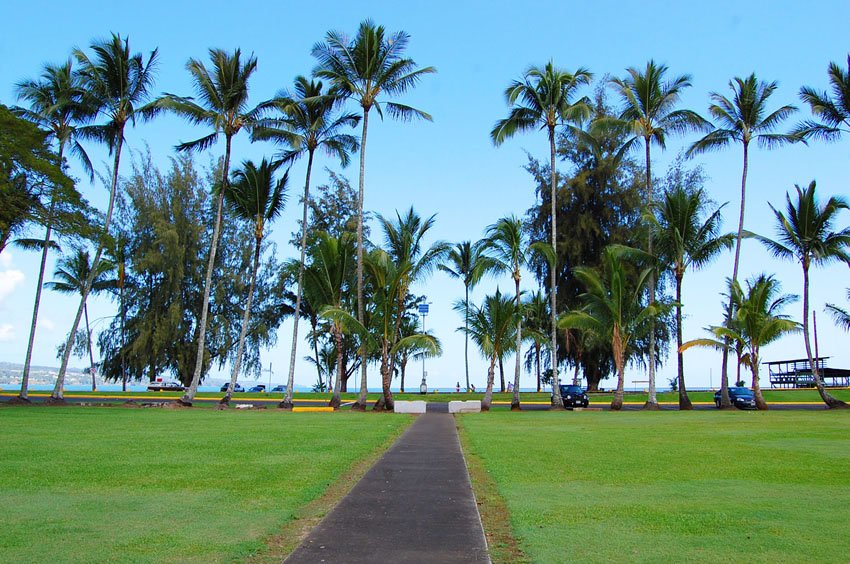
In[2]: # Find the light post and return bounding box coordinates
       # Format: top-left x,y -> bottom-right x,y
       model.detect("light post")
419,301 -> 431,394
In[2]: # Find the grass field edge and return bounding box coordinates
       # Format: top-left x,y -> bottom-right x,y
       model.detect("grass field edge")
456,417 -> 530,564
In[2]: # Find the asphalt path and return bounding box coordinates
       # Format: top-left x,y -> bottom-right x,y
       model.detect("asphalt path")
285,412 -> 489,563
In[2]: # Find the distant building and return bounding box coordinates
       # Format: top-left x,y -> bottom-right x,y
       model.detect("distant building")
767,357 -> 850,388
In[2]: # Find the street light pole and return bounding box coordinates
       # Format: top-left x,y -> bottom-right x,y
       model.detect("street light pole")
419,301 -> 431,394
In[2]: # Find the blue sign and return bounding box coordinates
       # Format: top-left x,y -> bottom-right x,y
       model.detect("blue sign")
418,303 -> 430,314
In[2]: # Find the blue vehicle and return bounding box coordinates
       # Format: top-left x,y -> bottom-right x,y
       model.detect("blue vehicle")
714,386 -> 757,409
271,385 -> 287,393
247,384 -> 266,393
220,383 -> 245,393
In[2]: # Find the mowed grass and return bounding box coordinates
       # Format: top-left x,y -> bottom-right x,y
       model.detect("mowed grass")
459,411 -> 850,562
0,407 -> 411,563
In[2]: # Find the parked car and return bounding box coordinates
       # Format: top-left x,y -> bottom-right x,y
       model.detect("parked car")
714,386 -> 757,409
558,384 -> 589,408
147,380 -> 185,392
271,385 -> 287,393
220,383 -> 245,393
247,384 -> 266,393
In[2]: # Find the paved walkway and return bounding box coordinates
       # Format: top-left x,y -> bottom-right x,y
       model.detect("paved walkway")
285,413 -> 490,563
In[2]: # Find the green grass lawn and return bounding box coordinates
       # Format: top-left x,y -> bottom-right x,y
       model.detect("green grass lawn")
459,411 -> 850,562
0,407 -> 411,563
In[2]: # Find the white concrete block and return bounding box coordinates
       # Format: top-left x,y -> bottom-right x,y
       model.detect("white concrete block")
449,400 -> 481,413
394,400 -> 427,414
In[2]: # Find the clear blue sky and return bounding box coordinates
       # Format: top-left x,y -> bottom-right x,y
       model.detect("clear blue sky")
2,0 -> 849,391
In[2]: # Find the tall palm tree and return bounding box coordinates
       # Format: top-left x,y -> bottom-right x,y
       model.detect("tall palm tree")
522,289 -> 550,392
253,76 -> 359,409
46,249 -> 116,391
312,19 -> 435,410
374,208 -> 449,408
438,240 -> 495,393
492,61 -> 593,409
15,60 -> 94,401
158,48 -> 266,406
303,232 -> 356,408
650,186 -> 733,409
461,289 -> 518,411
682,275 -> 799,410
220,159 -> 288,405
795,56 -> 850,143
609,60 -> 709,410
53,34 -> 158,400
559,246 -> 663,410
484,215 -> 552,409
687,74 -> 797,407
751,181 -> 849,408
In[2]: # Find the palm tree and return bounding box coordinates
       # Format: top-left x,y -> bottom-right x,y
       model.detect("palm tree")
374,208 -> 449,408
751,181 -> 849,408
795,56 -> 850,143
253,76 -> 359,409
438,240 -> 495,392
158,48 -> 266,406
609,60 -> 709,410
461,289 -> 519,411
492,61 -> 593,409
687,73 -> 797,407
522,290 -> 550,392
484,215 -> 552,409
46,249 -> 116,391
559,246 -> 663,410
15,60 -> 94,401
826,289 -> 850,331
53,34 -> 158,400
219,159 -> 288,405
302,232 -> 356,408
650,186 -> 733,409
312,19 -> 436,410
682,275 -> 799,410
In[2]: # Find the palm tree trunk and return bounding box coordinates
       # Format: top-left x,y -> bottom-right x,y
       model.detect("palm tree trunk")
120,271 -> 127,392
535,342 -> 541,392
512,277 -> 522,410
802,261 -> 846,408
676,273 -> 692,409
751,352 -> 768,410
354,109 -> 370,411
183,135 -> 232,405
548,127 -> 563,410
329,323 -> 343,409
222,234 -> 262,406
400,353 -> 406,393
464,284 -> 470,392
83,304 -> 96,391
284,149 -> 316,409
380,343 -> 394,411
54,135 -> 124,400
644,139 -> 659,410
720,142 -> 751,408
482,357 -> 496,411
612,328 -> 625,411
499,355 -> 505,393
